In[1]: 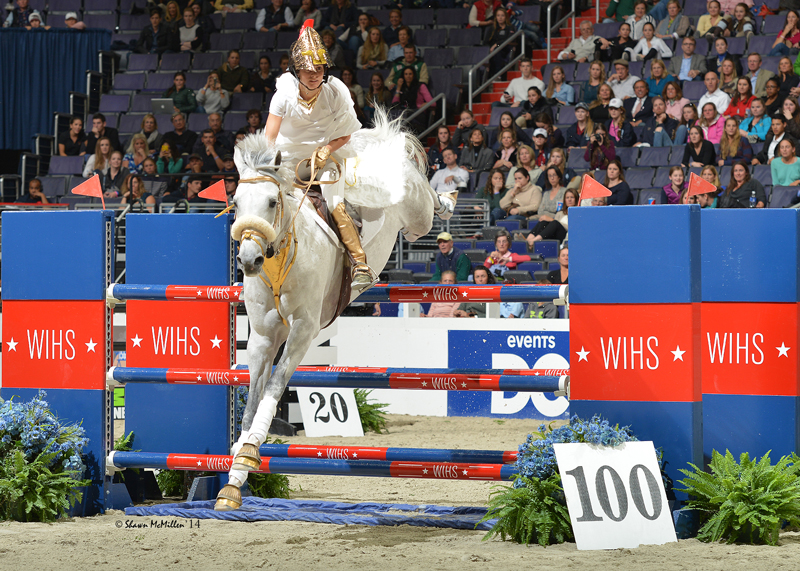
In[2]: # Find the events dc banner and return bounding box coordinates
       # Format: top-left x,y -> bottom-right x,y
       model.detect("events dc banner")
447,330 -> 570,420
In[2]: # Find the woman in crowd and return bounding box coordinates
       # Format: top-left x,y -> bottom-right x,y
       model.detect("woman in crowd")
729,2 -> 756,38
545,66 -> 575,106
708,38 -> 741,76
245,109 -> 263,135
123,134 -> 153,175
507,145 -> 535,188
655,0 -> 691,40
454,266 -> 495,318
196,71 -> 230,114
58,116 -> 85,157
595,22 -> 635,63
484,8 -> 517,77
547,246 -> 569,284
525,187 -> 577,246
138,114 -> 162,154
663,81 -> 689,120
625,0 -> 655,40
163,1 -> 180,29
156,140 -> 183,174
782,96 -> 800,139
364,72 -> 392,122
357,27 -> 387,70
699,102 -> 724,144
340,66 -> 365,109
604,158 -> 633,204
484,230 -> 532,272
631,22 -> 672,62
697,165 -> 721,207
582,61 -> 606,105
682,126 -> 717,167
392,67 -> 433,132
420,271 -> 460,318
606,98 -> 637,147
696,0 -> 730,41
718,116 -> 753,166
493,128 -> 518,173
533,147 -> 576,189
494,168 -> 542,224
724,77 -> 756,119
83,137 -> 112,177
458,129 -> 495,174
771,138 -> 800,186
100,151 -> 129,196
120,174 -> 155,211
662,165 -> 687,204
718,161 -> 766,208
320,30 -> 347,69
719,58 -> 739,97
584,122 -> 616,169
250,55 -> 276,97
528,165 -> 567,223
293,0 -> 322,31
517,86 -> 553,128
674,102 -> 699,144
763,78 -> 783,117
534,112 -> 565,149
491,111 -> 533,149
589,83 -> 614,124
387,26 -> 416,62
345,12 -> 370,54
478,168 -> 509,224
163,71 -> 197,115
428,125 -> 458,173
566,103 -> 594,147
679,187 -> 698,204
776,56 -> 800,101
739,99 -> 772,142
769,9 -> 800,57
701,164 -> 722,191
646,59 -> 674,98
529,131 -> 551,169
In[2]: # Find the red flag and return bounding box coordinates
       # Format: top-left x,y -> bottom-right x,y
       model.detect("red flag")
579,174 -> 612,201
71,174 -> 105,210
199,178 -> 229,205
688,171 -> 717,197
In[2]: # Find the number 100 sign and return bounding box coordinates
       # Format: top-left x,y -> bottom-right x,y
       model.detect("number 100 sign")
553,442 -> 677,550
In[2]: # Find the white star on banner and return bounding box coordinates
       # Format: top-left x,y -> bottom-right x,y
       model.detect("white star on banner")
671,346 -> 685,362
534,371 -> 540,376
235,290 -> 240,298
462,291 -> 468,297
85,339 -> 97,353
317,451 -> 322,457
462,469 -> 468,476
211,336 -> 222,349
131,335 -> 142,348
197,375 -> 202,381
353,453 -> 358,458
777,343 -> 791,358
461,382 -> 467,388
233,376 -> 238,382
197,460 -> 202,466
422,468 -> 428,474
197,290 -> 203,297
422,291 -> 428,298
6,338 -> 17,352
421,381 -> 427,386
576,347 -> 590,362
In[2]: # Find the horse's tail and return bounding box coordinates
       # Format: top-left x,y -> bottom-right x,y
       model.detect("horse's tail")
371,106 -> 428,180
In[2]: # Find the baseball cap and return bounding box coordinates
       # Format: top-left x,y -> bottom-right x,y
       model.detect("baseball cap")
613,58 -> 629,67
609,98 -> 623,108
64,12 -> 78,21
29,11 -> 42,22
222,154 -> 234,161
575,102 -> 589,111
533,128 -> 548,138
189,153 -> 203,161
436,231 -> 453,242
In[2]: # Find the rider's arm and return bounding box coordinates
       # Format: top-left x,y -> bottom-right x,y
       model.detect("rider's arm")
264,113 -> 282,144
326,134 -> 351,155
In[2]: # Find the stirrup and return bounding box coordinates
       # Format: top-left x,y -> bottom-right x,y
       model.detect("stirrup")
231,443 -> 262,472
352,264 -> 378,291
214,484 -> 242,511
436,190 -> 458,220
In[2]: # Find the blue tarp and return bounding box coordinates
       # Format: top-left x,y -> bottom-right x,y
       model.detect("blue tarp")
125,497 -> 496,530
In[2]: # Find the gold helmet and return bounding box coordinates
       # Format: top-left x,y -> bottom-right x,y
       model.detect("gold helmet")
290,19 -> 331,72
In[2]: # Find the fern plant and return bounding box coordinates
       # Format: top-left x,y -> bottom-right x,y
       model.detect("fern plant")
354,389 -> 389,434
678,450 -> 800,545
479,474 -> 573,546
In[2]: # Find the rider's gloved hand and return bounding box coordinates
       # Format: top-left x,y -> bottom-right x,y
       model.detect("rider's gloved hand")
312,145 -> 331,170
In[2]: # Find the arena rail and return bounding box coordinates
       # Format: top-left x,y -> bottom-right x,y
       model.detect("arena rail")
251,443 -> 518,464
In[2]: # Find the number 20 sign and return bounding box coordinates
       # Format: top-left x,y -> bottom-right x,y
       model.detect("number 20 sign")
553,442 -> 677,550
296,388 -> 364,438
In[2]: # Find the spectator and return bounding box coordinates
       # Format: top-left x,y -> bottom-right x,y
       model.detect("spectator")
63,11 -> 86,30
771,10 -> 800,57
138,113 -> 163,152
624,80 -> 654,126
225,176 -> 238,200
385,45 -> 427,88
100,151 -> 130,196
604,159 -> 633,204
392,66 -> 433,132
163,112 -> 198,156
777,56 -> 800,100
343,12 -> 370,53
655,0 -> 691,40
500,287 -> 526,318
516,87 -> 552,128
16,178 -> 48,204
184,154 -> 204,177
490,111 -> 532,149
164,71 -> 198,116
525,187 -> 577,246
529,130 -> 550,169
454,267 -> 496,318
58,116 -> 85,157
357,27 -> 388,71
682,125 -> 717,167
156,140 -> 183,174
718,161 -> 766,207
459,129 -> 495,174
120,174 -> 156,211
679,186 -> 698,204
495,169 -> 541,223
534,112 -> 566,149
178,6 -> 209,52
452,110 -> 487,148
430,232 -> 471,282
83,137 -> 113,177
320,30 -> 346,70
82,113 -> 121,155
582,61 -> 607,105
608,59 -> 640,100
528,166 -> 567,223
729,2 -> 756,39
625,1 -> 656,40
123,133 -> 154,174
163,1 -> 181,29
638,96 -> 680,146
547,246 -> 569,284
696,0 -> 730,41
384,9 -> 403,46
216,50 -> 249,93
484,8 -> 517,76
192,3 -> 218,36
699,101 -> 725,144
605,0 -> 637,22
469,0 -> 502,29
256,0 -> 293,31
771,138 -> 800,185
135,9 -> 177,55
26,11 -> 47,29
595,22 -> 635,63
719,58 -> 739,96
699,71 -> 731,115
566,102 -> 594,147
165,175 -> 208,204
421,271 -> 460,317
327,0 -> 358,37
663,81 -> 690,120
243,109 -> 262,136
364,72 -> 392,123
746,53 -> 776,99
661,164 -> 686,204
234,128 -> 248,146
544,66 -> 575,106
675,102 -> 699,144
429,126 -> 458,174
429,148 -> 468,194
497,58 -> 545,108
196,71 -> 231,113
763,78 -> 783,117
221,153 -> 237,173
739,99 -> 771,142
293,0 -> 321,30
3,0 -> 32,28
668,37 -> 707,81
484,229 -> 531,274
700,164 -> 722,195
504,143 -> 533,185
196,129 -> 225,172
387,26 -> 417,62
478,168 -> 508,223
707,38 -> 742,76
589,83 -> 614,124
783,96 -> 800,139
533,147 -> 577,189
341,67 -> 365,109
607,98 -> 637,147
584,122 -> 616,169
646,59 -> 675,97
492,128 -> 518,172
754,114 -> 795,164
724,77 -> 756,119
557,20 -> 598,62
250,55 -> 276,98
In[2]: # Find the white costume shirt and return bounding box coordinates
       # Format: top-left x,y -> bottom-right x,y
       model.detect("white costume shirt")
430,164 -> 469,193
269,73 -> 362,165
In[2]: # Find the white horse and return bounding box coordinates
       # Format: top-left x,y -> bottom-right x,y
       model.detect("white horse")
215,110 -> 451,510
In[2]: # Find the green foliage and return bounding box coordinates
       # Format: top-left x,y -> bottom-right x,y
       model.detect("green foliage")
0,449 -> 89,522
354,389 -> 388,434
479,474 -> 573,546
247,472 -> 292,499
677,450 -> 800,545
113,431 -> 136,452
155,469 -> 187,498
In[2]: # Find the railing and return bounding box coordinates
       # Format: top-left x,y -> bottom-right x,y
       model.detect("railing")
467,29 -> 526,110
86,70 -> 104,115
546,0 -> 577,64
405,93 -> 446,142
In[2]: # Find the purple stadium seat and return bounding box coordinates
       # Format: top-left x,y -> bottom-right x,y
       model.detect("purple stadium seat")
99,94 -> 131,114
534,240 -> 558,259
436,8 -> 469,27
414,29 -> 447,48
720,165 -> 732,183
28,0 -> 45,10
83,13 -> 116,30
616,147 -> 638,166
230,92 -> 264,111
239,52 -> 256,69
638,146 -> 671,166
223,111 -> 247,131
192,52 -> 224,70
683,2 -> 706,15
637,188 -> 663,204
761,56 -> 781,74
694,37 -> 709,56
209,32 -> 242,51
185,72 -> 207,90
113,72 -> 146,91
424,48 -> 454,68
753,164 -> 772,186
448,28 -> 481,46
160,53 -> 191,71
763,15 -> 785,35
518,5 -> 540,22
557,106 -> 576,125
119,14 -> 150,31
366,10 -> 391,26
518,261 -> 544,272
60,195 -> 94,209
40,176 -> 67,198
243,31 -> 276,50
429,67 -> 462,104
575,62 -> 592,81
130,93 -> 158,112
48,156 -> 84,175
682,81 -> 706,101
593,22 -> 619,38
628,61 -> 643,78
276,31 -> 297,50
403,9 -> 435,27
357,68 -> 389,87
748,36 -> 778,59
188,113 -> 211,132
112,31 -> 138,45
48,0 -> 81,12
727,36 -> 746,55
567,148 -> 589,169
84,0 -> 114,11
652,166 -> 672,187
404,262 -> 428,273
769,186 -> 797,208
144,72 -> 175,92
128,54 -> 159,72
118,113 -> 146,134
457,46 -> 491,66
224,12 -> 258,30
625,168 -> 655,189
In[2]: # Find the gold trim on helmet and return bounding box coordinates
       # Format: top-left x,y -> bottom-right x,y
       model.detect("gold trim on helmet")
291,19 -> 332,72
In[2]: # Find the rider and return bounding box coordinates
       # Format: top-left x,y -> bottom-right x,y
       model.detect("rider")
263,20 -> 375,290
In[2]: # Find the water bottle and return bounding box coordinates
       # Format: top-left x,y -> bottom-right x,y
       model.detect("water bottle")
749,190 -> 756,208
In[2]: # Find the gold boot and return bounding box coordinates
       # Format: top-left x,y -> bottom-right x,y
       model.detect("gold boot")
331,202 -> 377,291
231,443 -> 262,472
214,484 -> 242,511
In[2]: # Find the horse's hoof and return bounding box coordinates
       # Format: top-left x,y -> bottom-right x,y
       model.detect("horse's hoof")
214,484 -> 242,511
436,190 -> 458,220
231,443 -> 262,471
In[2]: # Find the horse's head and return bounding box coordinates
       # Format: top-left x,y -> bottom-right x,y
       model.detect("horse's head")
231,135 -> 289,276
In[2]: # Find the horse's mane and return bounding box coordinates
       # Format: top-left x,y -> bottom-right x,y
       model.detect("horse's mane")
235,132 -> 293,182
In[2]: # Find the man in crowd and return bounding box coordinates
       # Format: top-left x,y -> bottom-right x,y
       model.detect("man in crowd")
623,80 -> 654,126
16,178 -> 48,204
385,45 -> 429,89
178,5 -> 209,52
495,58 -> 545,108
163,112 -> 198,156
430,149 -> 468,194
452,109 -> 487,148
557,21 -> 598,63
64,11 -> 86,29
698,71 -> 731,115
82,113 -> 122,155
384,9 -> 403,46
198,129 -> 225,172
135,9 -> 177,55
192,113 -> 233,155
608,59 -> 639,99
216,50 -> 250,93
746,53 -> 775,98
754,115 -> 796,165
3,0 -> 32,27
668,37 -> 707,82
429,232 -> 471,282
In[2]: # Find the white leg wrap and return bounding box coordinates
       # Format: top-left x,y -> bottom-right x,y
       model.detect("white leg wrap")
247,395 -> 279,446
228,471 -> 248,488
